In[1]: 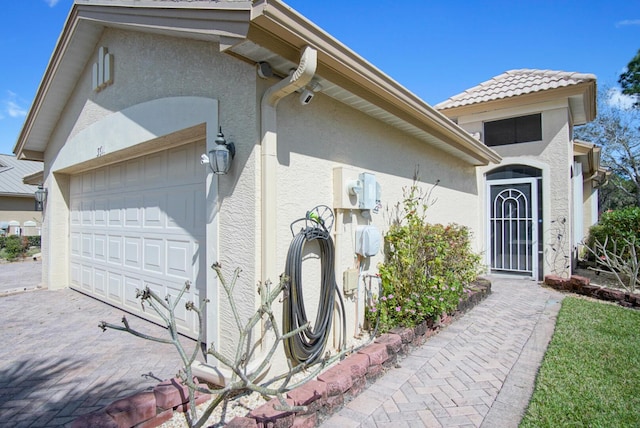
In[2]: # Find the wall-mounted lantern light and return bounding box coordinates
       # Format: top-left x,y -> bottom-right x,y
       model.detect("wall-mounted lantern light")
35,185 -> 47,211
201,127 -> 236,175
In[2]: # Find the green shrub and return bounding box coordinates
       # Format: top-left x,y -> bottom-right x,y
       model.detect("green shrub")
26,236 -> 41,248
367,182 -> 482,332
2,235 -> 26,261
587,207 -> 640,257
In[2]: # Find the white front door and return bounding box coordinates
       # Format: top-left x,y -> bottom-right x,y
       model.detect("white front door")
487,178 -> 538,277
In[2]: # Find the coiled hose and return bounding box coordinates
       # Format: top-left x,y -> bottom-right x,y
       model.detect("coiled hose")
283,208 -> 346,366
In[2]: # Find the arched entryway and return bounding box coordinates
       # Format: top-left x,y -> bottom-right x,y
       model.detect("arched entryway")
486,165 -> 543,280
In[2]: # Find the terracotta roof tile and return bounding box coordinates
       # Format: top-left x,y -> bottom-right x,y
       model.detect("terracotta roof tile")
435,69 -> 596,110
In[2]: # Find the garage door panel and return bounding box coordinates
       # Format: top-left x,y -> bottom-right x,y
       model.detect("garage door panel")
94,199 -> 107,226
94,234 -> 107,262
94,168 -> 107,191
82,233 -> 93,259
81,266 -> 92,292
167,191 -> 193,232
167,240 -> 190,278
94,268 -> 107,297
124,275 -> 143,309
71,263 -> 81,286
70,141 -> 205,339
125,159 -> 142,185
143,238 -> 164,274
71,201 -> 81,225
108,236 -> 123,265
81,200 -> 93,225
70,174 -> 82,196
108,198 -> 124,227
143,193 -> 165,228
124,237 -> 142,269
82,172 -> 93,193
168,146 -> 188,179
108,272 -> 123,303
109,164 -> 123,188
193,241 -> 205,289
125,196 -> 142,227
71,233 -> 81,256
195,191 -> 206,227
144,152 -> 166,183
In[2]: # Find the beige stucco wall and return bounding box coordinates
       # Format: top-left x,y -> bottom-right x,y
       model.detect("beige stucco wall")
458,99 -> 574,278
272,92 -> 481,359
41,29 -> 259,359
39,28 -> 484,372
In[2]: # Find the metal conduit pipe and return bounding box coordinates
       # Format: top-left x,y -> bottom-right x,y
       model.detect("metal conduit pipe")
259,46 -> 317,289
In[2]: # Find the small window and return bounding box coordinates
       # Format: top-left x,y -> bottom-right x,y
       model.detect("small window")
484,114 -> 542,147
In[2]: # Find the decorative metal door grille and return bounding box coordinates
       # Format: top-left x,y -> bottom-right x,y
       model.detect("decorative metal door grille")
489,181 -> 536,275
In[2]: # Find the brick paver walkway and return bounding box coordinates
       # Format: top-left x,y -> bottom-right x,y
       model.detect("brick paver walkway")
0,287 -> 195,427
322,276 -> 564,428
0,272 -> 563,428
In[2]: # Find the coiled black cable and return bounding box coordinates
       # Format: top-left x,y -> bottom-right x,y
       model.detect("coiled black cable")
283,209 -> 346,366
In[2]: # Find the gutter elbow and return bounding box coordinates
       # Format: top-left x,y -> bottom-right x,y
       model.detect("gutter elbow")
262,46 -> 318,108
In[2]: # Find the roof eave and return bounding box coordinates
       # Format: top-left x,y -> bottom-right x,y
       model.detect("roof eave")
437,80 -> 597,125
16,0 -> 499,166
23,170 -> 44,186
250,0 -> 500,165
0,192 -> 36,199
14,1 -> 253,160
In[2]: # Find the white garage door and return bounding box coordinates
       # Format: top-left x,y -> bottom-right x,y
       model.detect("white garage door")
70,142 -> 206,338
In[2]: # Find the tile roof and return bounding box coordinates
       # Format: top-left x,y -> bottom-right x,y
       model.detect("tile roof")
0,154 -> 43,196
435,69 -> 596,111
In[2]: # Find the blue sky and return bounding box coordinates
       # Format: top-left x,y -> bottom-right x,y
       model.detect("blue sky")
1,0 -> 638,155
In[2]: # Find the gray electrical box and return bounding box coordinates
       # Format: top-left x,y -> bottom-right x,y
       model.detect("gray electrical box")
356,225 -> 381,257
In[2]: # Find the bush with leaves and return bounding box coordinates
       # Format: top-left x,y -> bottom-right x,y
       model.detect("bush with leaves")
587,207 -> 640,259
0,236 -> 26,261
26,236 -> 41,248
368,181 -> 482,332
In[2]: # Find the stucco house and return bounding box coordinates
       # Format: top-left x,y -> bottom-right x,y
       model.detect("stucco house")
435,69 -> 608,281
13,0 -> 603,375
0,154 -> 43,236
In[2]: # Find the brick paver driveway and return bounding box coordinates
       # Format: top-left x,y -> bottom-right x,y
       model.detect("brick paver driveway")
0,285 -> 195,427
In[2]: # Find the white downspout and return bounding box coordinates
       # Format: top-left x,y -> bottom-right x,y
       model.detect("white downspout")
260,46 -> 317,286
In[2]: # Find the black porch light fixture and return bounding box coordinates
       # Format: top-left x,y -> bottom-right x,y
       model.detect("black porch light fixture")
208,127 -> 236,175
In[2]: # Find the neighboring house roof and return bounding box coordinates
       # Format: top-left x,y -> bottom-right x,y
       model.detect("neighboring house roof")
14,0 -> 500,166
0,154 -> 43,197
435,69 -> 597,125
0,155 -> 42,198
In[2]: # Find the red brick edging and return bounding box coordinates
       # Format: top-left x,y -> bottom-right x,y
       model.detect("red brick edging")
544,274 -> 640,308
72,279 -> 491,427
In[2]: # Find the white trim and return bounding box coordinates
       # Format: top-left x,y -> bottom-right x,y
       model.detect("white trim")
480,158 -> 551,278
486,177 -> 538,278
573,161 -> 584,247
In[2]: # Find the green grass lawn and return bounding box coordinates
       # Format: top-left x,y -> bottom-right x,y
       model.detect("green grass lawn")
520,297 -> 640,427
